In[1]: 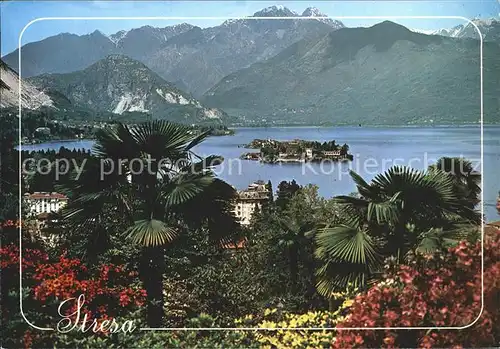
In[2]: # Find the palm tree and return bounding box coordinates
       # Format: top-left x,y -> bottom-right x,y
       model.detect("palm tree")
429,157 -> 481,208
315,165 -> 480,297
60,121 -> 237,326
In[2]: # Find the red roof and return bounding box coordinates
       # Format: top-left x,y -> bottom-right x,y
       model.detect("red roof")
25,192 -> 68,200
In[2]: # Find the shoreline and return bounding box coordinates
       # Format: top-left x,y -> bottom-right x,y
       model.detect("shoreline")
18,123 -> 499,148
19,129 -> 235,147
230,123 -> 498,129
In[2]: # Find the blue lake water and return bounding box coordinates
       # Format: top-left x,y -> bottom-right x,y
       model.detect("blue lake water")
19,125 -> 500,222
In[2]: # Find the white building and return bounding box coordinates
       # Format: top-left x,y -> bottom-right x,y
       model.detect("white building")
305,148 -> 313,159
232,181 -> 271,225
34,127 -> 51,136
322,150 -> 342,157
25,192 -> 68,216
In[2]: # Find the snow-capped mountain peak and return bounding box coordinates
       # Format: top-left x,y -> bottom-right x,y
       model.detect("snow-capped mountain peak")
301,7 -> 344,29
253,5 -> 299,17
107,23 -> 195,46
302,7 -> 325,17
412,18 -> 500,41
108,30 -> 128,45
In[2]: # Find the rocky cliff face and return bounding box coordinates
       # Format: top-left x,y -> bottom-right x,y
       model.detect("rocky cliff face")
27,55 -> 228,123
0,59 -> 54,109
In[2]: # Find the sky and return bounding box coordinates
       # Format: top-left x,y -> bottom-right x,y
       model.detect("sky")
1,0 -> 499,56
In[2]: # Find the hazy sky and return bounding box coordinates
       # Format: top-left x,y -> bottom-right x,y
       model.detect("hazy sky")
1,0 -> 499,56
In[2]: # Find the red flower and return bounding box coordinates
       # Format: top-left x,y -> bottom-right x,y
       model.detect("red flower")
332,229 -> 500,348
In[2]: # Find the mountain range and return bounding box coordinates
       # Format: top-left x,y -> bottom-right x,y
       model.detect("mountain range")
2,6 -> 499,125
3,6 -> 343,97
203,21 -> 500,125
26,55 -> 229,124
415,18 -> 500,43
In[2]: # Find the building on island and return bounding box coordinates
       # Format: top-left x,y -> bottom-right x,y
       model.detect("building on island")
232,181 -> 271,225
322,150 -> 342,157
305,148 -> 313,159
25,192 -> 69,216
242,152 -> 260,160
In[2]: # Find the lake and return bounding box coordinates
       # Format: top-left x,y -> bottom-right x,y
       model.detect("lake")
19,125 -> 500,222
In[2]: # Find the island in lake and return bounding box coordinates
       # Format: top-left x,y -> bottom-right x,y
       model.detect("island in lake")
240,139 -> 353,163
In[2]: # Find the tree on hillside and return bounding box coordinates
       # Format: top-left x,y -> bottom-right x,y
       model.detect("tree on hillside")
266,180 -> 274,204
275,180 -> 301,211
0,113 -> 21,223
242,185 -> 330,311
273,186 -> 319,294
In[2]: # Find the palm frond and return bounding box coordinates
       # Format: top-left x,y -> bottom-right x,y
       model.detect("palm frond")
184,129 -> 211,151
334,195 -> 368,207
349,170 -> 378,199
366,192 -> 401,225
92,123 -> 139,160
415,226 -> 470,255
172,178 -> 239,243
349,170 -> 371,191
124,219 -> 177,246
163,173 -> 214,208
315,225 -> 380,265
130,121 -> 195,159
315,260 -> 372,297
314,221 -> 382,295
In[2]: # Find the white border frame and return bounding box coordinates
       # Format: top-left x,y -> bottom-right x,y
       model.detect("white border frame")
17,15 -> 484,332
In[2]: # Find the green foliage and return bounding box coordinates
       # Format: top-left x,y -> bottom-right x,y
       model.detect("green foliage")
429,156 -> 481,208
52,312 -> 254,348
59,120 -> 238,326
0,112 -> 20,195
333,229 -> 500,348
5,106 -> 101,142
51,307 -> 352,349
1,113 -> 487,347
314,165 -> 481,296
275,180 -> 301,210
256,139 -> 351,162
21,147 -> 92,193
240,184 -> 342,312
204,23 -> 500,125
